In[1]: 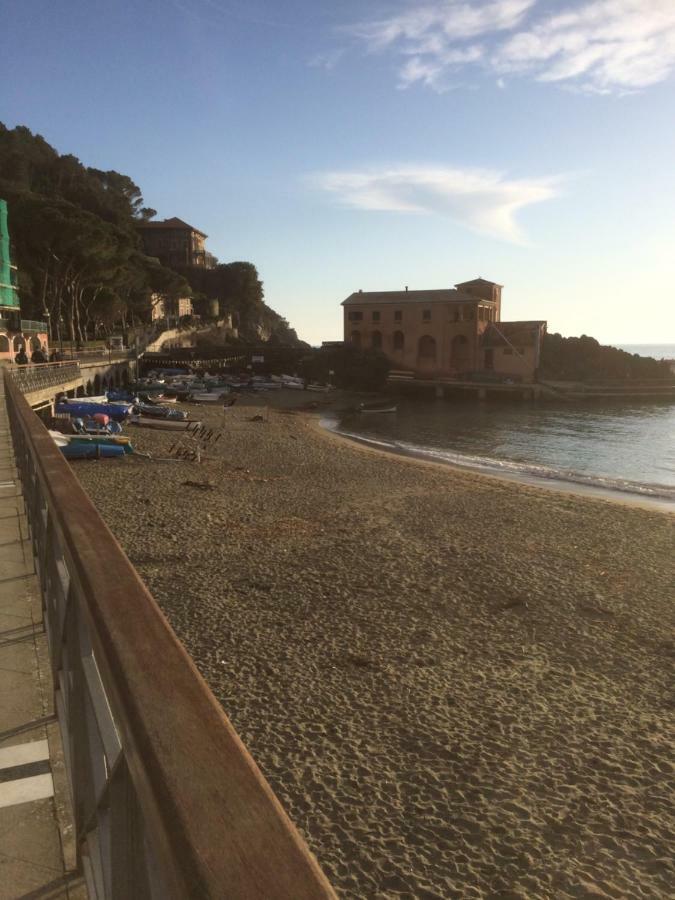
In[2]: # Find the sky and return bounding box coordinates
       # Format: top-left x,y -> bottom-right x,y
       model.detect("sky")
4,0 -> 675,345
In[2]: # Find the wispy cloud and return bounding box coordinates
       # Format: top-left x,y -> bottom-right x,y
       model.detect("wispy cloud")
349,0 -> 675,94
310,165 -> 562,243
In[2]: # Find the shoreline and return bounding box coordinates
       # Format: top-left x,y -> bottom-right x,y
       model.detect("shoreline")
72,393 -> 675,899
315,414 -> 675,515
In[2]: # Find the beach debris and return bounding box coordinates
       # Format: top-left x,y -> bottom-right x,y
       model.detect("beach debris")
182,480 -> 216,491
497,597 -> 528,612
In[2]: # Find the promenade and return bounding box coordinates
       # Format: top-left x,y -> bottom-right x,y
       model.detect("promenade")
0,378 -> 84,899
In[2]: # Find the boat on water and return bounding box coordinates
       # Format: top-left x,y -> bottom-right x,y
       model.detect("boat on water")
128,416 -> 202,431
358,403 -> 397,414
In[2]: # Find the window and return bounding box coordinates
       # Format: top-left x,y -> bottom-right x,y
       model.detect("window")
464,305 -> 474,320
423,309 -> 431,321
348,311 -> 363,322
393,331 -> 404,351
372,331 -> 382,350
372,311 -> 381,322
351,331 -> 361,348
394,310 -> 402,322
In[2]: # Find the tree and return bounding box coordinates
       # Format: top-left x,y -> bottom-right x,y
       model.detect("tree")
300,345 -> 391,390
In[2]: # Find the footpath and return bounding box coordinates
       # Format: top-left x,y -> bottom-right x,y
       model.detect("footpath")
0,378 -> 85,899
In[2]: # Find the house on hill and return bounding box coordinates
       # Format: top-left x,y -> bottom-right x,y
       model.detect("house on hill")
136,217 -> 217,270
342,278 -> 545,381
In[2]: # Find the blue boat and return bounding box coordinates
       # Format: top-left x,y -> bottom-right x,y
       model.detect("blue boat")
55,401 -> 131,421
58,442 -> 126,460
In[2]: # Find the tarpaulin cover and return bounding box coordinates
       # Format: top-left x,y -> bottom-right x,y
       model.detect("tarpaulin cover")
0,199 -> 20,309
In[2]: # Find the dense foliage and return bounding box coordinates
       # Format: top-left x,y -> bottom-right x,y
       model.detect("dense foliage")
0,123 -> 192,342
299,344 -> 391,391
182,261 -> 302,345
0,123 -> 298,345
540,333 -> 673,382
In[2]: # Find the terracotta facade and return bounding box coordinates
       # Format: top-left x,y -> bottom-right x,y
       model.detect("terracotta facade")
342,279 -> 545,382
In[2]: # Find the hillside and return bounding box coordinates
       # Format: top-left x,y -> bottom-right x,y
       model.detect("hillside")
0,123 -> 300,345
540,333 -> 673,382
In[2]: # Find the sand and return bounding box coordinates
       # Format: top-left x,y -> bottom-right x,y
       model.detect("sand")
73,392 -> 674,899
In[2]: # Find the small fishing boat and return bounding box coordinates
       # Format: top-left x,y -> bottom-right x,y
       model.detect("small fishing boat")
358,402 -> 397,414
51,433 -> 126,459
50,431 -> 134,454
55,401 -> 131,421
128,416 -> 202,431
189,392 -> 230,403
133,404 -> 188,421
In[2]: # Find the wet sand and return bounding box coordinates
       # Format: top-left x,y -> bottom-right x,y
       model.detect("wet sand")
74,393 -> 674,899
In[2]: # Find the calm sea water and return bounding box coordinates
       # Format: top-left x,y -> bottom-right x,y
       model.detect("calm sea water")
616,344 -> 675,359
327,344 -> 675,505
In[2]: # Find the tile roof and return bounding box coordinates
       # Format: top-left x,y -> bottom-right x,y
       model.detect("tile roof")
342,289 -> 494,306
136,217 -> 207,237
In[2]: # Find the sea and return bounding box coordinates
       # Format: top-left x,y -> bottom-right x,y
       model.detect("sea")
324,344 -> 675,507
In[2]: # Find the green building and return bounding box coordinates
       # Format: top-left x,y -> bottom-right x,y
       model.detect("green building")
0,199 -> 20,313
1,199 -> 50,360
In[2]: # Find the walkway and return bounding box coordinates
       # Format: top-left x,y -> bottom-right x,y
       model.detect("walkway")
0,378 -> 85,899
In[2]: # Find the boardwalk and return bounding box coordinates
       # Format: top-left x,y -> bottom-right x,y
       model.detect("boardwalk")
0,377 -> 84,898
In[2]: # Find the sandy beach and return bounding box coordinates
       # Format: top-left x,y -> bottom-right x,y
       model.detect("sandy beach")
73,393 -> 674,899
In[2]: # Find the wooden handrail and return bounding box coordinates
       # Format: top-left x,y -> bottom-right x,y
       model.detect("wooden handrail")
4,370 -> 335,899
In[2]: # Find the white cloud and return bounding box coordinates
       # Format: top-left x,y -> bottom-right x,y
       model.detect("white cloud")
310,165 -> 562,243
350,0 -> 675,94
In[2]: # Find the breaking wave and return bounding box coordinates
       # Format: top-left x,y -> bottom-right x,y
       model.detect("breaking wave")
320,418 -> 675,506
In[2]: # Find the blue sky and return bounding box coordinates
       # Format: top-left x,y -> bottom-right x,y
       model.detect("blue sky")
4,0 -> 675,345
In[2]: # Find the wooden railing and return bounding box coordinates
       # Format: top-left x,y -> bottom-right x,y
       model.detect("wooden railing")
4,370 -> 335,900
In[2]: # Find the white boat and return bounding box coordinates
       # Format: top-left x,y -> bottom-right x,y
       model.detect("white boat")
358,403 -> 397,414
306,383 -> 332,393
128,416 -> 202,431
190,392 -> 230,403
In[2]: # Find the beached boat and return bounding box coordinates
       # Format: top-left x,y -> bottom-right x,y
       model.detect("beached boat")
133,403 -> 188,421
55,401 -> 131,421
51,434 -> 126,459
50,431 -> 134,454
189,392 -> 230,403
128,416 -> 202,431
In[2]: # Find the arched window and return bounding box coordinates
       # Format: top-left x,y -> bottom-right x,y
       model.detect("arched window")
417,335 -> 437,371
351,330 -> 361,348
371,330 -> 382,350
31,336 -> 41,351
451,334 -> 471,371
13,335 -> 23,351
0,334 -> 10,354
393,331 -> 404,351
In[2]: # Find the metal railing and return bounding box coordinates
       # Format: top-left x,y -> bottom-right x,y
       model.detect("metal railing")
6,361 -> 81,394
21,318 -> 50,332
4,371 -> 335,900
